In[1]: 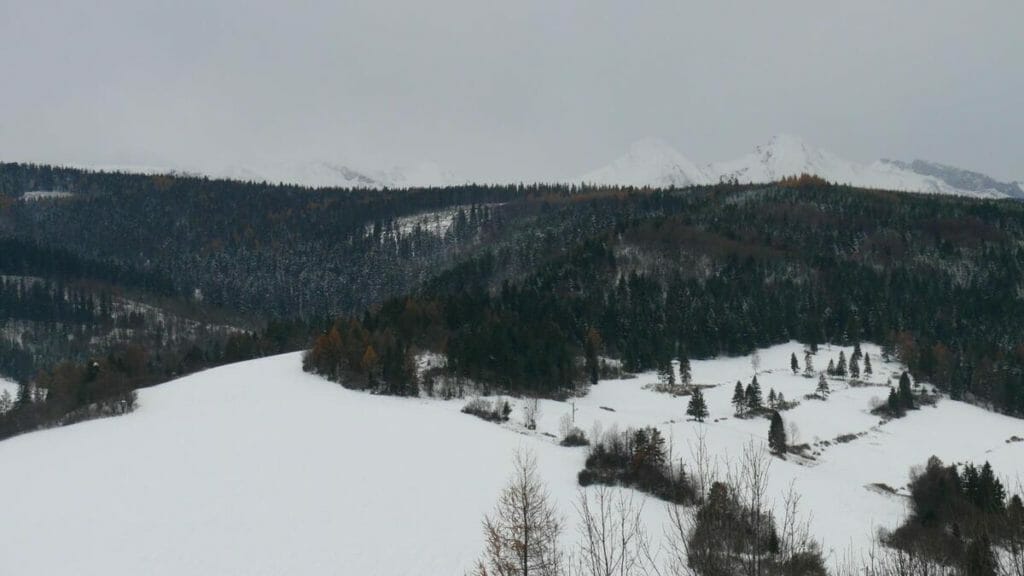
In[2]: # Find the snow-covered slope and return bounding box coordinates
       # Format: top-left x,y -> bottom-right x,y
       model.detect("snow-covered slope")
579,133 -> 1018,199
575,138 -> 712,188
709,133 -> 861,186
61,160 -> 464,189
709,134 -> 1011,198
217,160 -> 464,189
3,345 -> 1023,574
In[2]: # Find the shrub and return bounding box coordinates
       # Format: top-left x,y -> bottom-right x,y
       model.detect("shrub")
577,426 -> 694,504
461,397 -> 512,423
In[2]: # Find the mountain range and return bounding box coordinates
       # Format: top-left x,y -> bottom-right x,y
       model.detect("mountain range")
578,133 -> 1023,200
50,134 -> 1022,199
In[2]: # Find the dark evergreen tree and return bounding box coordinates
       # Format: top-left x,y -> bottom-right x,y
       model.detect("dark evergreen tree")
790,352 -> 799,374
687,387 -> 709,423
836,351 -> 848,377
898,371 -> 915,410
863,353 -> 873,376
768,411 -> 787,454
963,534 -> 997,576
584,327 -> 601,385
852,342 -> 863,362
678,353 -> 692,387
816,373 -> 830,397
827,359 -> 836,376
15,380 -> 31,407
768,388 -> 777,408
657,358 -> 675,388
732,381 -> 746,416
745,376 -> 763,413
849,355 -> 860,379
886,387 -> 901,415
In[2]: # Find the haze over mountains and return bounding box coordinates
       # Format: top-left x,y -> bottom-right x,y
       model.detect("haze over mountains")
579,134 -> 1024,199
32,134 -> 1022,199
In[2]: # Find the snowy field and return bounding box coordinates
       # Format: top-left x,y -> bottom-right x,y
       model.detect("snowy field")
0,377 -> 16,402
1,343 -> 1023,574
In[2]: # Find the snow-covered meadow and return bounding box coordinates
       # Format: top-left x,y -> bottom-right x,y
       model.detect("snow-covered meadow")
0,343 -> 1022,575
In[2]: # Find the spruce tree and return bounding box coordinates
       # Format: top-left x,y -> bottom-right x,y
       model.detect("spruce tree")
768,411 -> 787,454
584,327 -> 601,385
790,352 -> 799,374
732,381 -> 746,416
898,372 -> 914,410
886,387 -> 901,415
657,358 -> 675,388
827,359 -> 836,376
745,376 -> 763,413
768,388 -> 777,408
803,350 -> 814,377
678,353 -> 692,387
863,353 -> 872,376
852,342 -> 863,362
687,387 -> 709,423
836,351 -> 847,377
15,381 -> 30,408
849,355 -> 860,379
963,534 -> 997,576
816,373 -> 830,397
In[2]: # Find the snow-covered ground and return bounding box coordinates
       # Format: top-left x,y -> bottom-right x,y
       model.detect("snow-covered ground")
1,343 -> 1022,575
19,190 -> 75,201
0,377 -> 17,399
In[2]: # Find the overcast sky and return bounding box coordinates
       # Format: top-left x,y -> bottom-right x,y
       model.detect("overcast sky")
0,0 -> 1020,182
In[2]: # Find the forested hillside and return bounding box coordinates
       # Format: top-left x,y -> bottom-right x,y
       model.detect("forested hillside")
3,163 -> 1024,438
307,178 -> 1024,416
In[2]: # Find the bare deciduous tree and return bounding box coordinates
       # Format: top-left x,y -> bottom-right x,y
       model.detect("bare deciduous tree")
524,397 -> 541,431
476,449 -> 563,576
571,486 -> 652,576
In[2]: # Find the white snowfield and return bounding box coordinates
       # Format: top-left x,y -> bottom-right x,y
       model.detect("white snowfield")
0,377 -> 16,401
577,133 -> 1019,199
1,343 -> 1023,575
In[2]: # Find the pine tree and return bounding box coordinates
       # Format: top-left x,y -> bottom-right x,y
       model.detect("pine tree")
768,411 -> 787,454
863,353 -> 873,376
584,327 -> 602,385
768,388 -> 777,408
687,387 -> 709,423
732,381 -> 746,416
790,353 -> 799,374
852,342 -> 863,362
816,373 -> 830,397
849,355 -> 860,379
898,372 -> 914,410
657,359 -> 675,389
977,462 -> 1006,513
803,350 -> 814,377
745,376 -> 763,413
836,351 -> 847,377
15,381 -> 31,407
678,353 -> 692,387
827,359 -> 836,376
963,534 -> 997,576
886,387 -> 901,415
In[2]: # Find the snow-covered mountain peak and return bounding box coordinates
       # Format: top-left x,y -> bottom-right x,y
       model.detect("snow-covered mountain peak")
574,138 -> 711,188
710,133 -> 857,185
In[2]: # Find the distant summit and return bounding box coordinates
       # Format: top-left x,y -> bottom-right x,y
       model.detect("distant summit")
575,133 -> 1020,199
575,138 -> 711,188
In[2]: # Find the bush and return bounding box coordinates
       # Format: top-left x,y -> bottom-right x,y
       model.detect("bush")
461,397 -> 512,423
577,426 -> 694,504
560,428 -> 589,447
